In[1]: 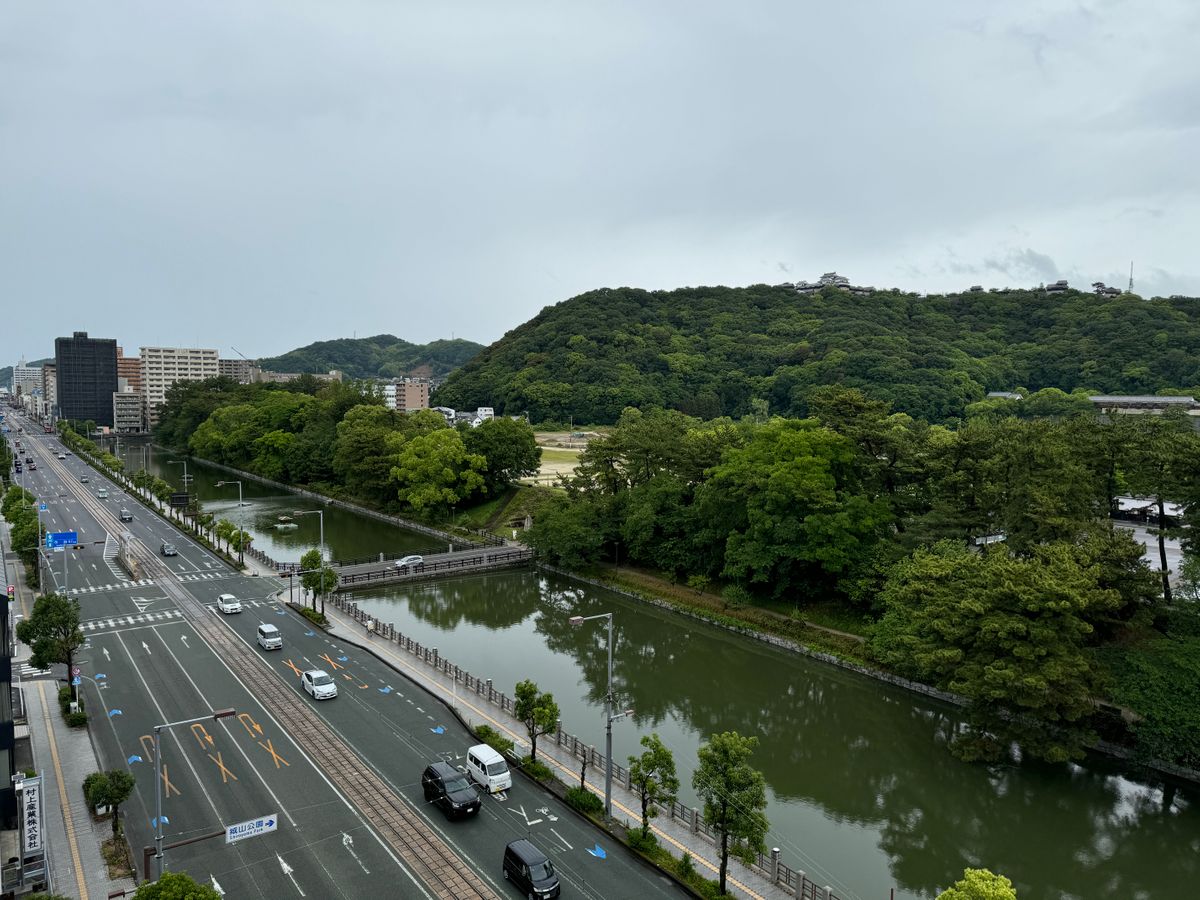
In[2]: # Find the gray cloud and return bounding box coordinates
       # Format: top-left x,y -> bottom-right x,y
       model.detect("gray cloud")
0,0 -> 1198,361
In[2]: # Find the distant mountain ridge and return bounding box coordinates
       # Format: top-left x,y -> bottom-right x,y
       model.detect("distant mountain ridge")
431,282 -> 1200,425
256,335 -> 483,380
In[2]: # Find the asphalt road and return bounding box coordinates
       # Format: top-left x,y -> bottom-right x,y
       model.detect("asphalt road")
10,421 -> 689,899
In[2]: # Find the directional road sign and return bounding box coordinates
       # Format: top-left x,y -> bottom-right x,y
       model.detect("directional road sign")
45,531 -> 79,549
225,813 -> 278,844
39,504 -> 47,512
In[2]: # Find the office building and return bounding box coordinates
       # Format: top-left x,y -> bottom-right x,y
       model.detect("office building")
11,360 -> 41,396
55,332 -> 118,427
217,357 -> 255,383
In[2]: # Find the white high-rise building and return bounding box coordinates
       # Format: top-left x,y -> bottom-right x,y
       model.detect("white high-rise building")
12,358 -> 42,395
140,346 -> 219,425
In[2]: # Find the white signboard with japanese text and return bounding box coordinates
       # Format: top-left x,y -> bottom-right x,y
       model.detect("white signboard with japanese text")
22,777 -> 43,855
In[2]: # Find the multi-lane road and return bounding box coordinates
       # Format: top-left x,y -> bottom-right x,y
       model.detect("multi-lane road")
7,420 -> 686,900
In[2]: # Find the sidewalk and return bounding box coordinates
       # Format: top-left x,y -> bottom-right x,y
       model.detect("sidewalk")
314,595 -> 794,900
12,563 -> 138,899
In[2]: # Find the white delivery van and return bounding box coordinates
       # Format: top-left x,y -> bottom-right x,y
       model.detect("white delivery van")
466,743 -> 512,794
257,624 -> 283,650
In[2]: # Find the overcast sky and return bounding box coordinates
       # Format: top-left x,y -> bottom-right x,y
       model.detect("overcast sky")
2,1 -> 1197,363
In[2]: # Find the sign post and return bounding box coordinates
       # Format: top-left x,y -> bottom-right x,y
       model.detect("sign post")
45,531 -> 79,550
225,814 -> 278,844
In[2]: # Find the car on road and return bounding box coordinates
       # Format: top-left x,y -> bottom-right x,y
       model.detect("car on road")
96,488 -> 108,499
27,462 -> 35,470
13,464 -> 21,474
79,474 -> 89,483
300,669 -> 337,700
502,839 -> 561,898
395,554 -> 424,569
119,509 -> 133,522
256,623 -> 283,650
57,453 -> 66,460
216,593 -> 242,614
421,761 -> 481,820
160,542 -> 177,556
466,743 -> 512,794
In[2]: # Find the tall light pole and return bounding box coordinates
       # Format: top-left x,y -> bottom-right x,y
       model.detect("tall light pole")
154,708 -> 236,879
167,458 -> 191,490
215,480 -> 244,506
568,611 -> 627,818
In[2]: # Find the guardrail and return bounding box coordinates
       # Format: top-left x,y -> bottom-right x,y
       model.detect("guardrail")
328,592 -> 844,900
337,548 -> 533,587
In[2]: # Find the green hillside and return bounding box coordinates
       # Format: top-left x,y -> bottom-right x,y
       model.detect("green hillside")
432,284 -> 1200,424
257,335 -> 483,380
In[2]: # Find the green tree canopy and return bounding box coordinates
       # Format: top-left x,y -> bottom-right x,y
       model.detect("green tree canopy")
133,870 -> 222,899
16,594 -> 84,682
513,679 -> 560,762
936,867 -> 1018,900
628,732 -> 679,836
692,731 -> 769,896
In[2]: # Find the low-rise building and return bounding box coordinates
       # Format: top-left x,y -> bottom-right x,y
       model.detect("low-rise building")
380,378 -> 432,412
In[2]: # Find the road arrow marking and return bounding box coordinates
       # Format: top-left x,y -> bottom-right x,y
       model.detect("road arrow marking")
210,875 -> 225,897
508,805 -> 543,827
430,725 -> 445,734
141,641 -> 151,655
341,833 -> 370,874
151,815 -> 169,827
181,635 -> 190,648
102,648 -> 111,661
278,853 -> 305,896
587,843 -> 607,859
337,655 -> 348,662
95,673 -> 107,680
127,755 -> 143,765
304,630 -> 315,637
378,686 -> 393,694
109,709 -> 123,717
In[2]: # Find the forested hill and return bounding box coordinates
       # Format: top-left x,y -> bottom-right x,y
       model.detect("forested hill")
257,335 -> 483,379
431,285 -> 1200,424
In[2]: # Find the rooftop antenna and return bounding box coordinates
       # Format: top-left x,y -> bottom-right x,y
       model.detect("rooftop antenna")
1128,260 -> 1134,293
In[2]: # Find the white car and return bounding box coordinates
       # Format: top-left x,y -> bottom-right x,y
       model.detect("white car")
301,670 -> 337,700
216,593 -> 242,614
395,554 -> 424,569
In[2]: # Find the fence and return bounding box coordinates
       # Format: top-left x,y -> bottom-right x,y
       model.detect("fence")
327,592 -> 844,900
336,548 -> 533,587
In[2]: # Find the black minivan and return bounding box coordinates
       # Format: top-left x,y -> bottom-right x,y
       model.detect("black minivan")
502,839 -> 560,898
421,761 -> 481,819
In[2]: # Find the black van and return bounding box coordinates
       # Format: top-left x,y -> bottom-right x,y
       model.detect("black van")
420,761 -> 480,819
502,840 -> 560,898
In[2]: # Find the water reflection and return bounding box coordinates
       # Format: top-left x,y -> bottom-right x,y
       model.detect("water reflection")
354,570 -> 1200,900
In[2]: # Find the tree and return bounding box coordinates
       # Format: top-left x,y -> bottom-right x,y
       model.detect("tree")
390,428 -> 486,515
937,867 -> 1018,900
692,731 -> 769,896
513,679 -> 559,762
299,548 -> 338,612
85,770 -> 136,837
16,594 -> 84,694
871,541 -> 1119,762
627,733 -> 679,836
133,871 -> 222,899
462,416 -> 541,494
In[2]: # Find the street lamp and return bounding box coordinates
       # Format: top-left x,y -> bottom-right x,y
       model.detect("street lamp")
167,459 -> 191,490
293,510 -> 325,563
568,611 -> 628,818
215,480 -> 244,506
154,708 -> 236,879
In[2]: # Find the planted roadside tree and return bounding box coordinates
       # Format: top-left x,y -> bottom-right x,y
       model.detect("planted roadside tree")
85,770 -> 136,837
299,548 -> 337,613
628,733 -> 679,837
514,679 -> 559,762
133,871 -> 221,899
692,731 -> 769,897
16,594 -> 84,697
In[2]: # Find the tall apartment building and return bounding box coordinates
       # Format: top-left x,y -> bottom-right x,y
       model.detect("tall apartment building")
116,347 -> 143,395
381,378 -> 432,412
41,363 -> 57,410
55,332 -> 118,427
217,357 -> 254,383
140,346 -> 219,425
112,389 -> 146,434
11,359 -> 42,396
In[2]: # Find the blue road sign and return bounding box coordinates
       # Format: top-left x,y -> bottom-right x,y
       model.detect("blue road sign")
225,813 -> 278,844
71,677 -> 81,686
45,531 -> 79,549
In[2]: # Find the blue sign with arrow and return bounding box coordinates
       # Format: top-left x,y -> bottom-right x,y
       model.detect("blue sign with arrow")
46,531 -> 79,549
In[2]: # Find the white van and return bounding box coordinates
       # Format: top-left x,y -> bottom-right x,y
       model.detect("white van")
466,743 -> 511,794
256,623 -> 283,650
97,488 -> 108,499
